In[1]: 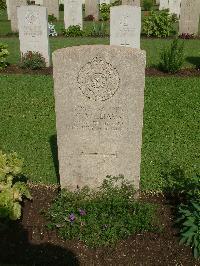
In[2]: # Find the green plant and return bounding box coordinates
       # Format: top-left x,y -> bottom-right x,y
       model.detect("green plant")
87,22 -> 108,37
0,151 -> 32,221
48,14 -> 57,22
100,3 -> 111,21
143,0 -> 153,11
177,201 -> 200,258
159,39 -> 185,73
0,0 -> 6,10
63,25 -> 83,37
143,10 -> 175,37
59,3 -> 64,11
20,51 -> 46,70
46,175 -> 158,247
0,43 -> 9,69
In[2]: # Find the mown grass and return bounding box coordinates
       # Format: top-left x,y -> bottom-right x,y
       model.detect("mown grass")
0,37 -> 200,68
0,75 -> 199,190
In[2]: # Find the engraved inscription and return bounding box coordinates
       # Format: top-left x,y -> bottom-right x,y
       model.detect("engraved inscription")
119,14 -> 136,46
24,11 -> 42,37
77,57 -> 120,101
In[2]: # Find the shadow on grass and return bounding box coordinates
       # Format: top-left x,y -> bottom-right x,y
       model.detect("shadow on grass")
50,134 -> 60,184
186,56 -> 200,69
0,222 -> 79,265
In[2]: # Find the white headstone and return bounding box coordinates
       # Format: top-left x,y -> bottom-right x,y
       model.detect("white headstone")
169,0 -> 181,17
110,6 -> 141,49
159,0 -> 169,10
85,0 -> 99,21
6,0 -> 11,20
122,0 -> 140,7
179,0 -> 200,35
43,0 -> 59,20
64,0 -> 83,29
17,5 -> 50,66
10,0 -> 27,32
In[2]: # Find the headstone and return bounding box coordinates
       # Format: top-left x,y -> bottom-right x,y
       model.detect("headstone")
169,0 -> 181,17
156,0 -> 160,4
100,0 -> 110,4
64,0 -> 83,29
17,5 -> 50,66
43,0 -> 59,20
110,6 -> 141,48
159,0 -> 169,10
10,0 -> 27,32
122,0 -> 140,7
179,0 -> 200,35
34,0 -> 44,4
6,0 -> 11,20
85,0 -> 99,21
53,45 -> 146,191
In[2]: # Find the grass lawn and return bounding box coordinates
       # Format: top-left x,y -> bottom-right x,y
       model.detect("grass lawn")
0,75 -> 199,191
0,37 -> 200,68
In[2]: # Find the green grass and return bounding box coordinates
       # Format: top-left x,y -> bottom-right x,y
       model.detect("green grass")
0,75 -> 199,190
0,37 -> 200,68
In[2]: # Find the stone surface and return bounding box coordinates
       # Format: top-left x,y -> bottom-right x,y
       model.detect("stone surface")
159,0 -> 169,10
43,0 -> 59,20
53,45 -> 146,191
122,0 -> 140,7
179,0 -> 200,35
85,0 -> 99,20
110,6 -> 141,48
17,5 -> 50,66
100,0 -> 110,4
64,0 -> 83,29
6,0 -> 11,20
169,0 -> 181,17
10,0 -> 27,32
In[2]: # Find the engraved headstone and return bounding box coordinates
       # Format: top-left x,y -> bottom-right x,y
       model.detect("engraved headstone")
85,0 -> 99,21
10,0 -> 27,32
169,0 -> 181,17
17,5 -> 50,66
159,0 -> 169,10
6,0 -> 11,20
43,0 -> 59,20
122,0 -> 140,7
110,6 -> 141,48
53,45 -> 146,190
64,0 -> 83,29
179,0 -> 200,35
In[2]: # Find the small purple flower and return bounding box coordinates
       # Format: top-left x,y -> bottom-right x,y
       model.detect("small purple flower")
69,213 -> 76,222
78,209 -> 86,216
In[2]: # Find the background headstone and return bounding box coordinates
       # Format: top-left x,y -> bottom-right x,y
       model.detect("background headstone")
17,5 -> 50,66
64,0 -> 83,29
53,45 -> 146,191
122,0 -> 140,7
43,0 -> 59,20
85,0 -> 99,21
110,6 -> 141,48
6,0 -> 11,20
159,0 -> 169,10
10,0 -> 27,32
169,0 -> 181,17
179,0 -> 200,35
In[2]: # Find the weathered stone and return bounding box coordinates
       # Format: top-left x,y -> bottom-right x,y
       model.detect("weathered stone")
43,0 -> 59,20
110,6 -> 141,48
179,0 -> 200,35
53,45 -> 146,191
10,0 -> 27,32
122,0 -> 140,7
159,0 -> 169,10
169,0 -> 181,17
64,0 -> 83,29
85,0 -> 99,21
17,5 -> 50,66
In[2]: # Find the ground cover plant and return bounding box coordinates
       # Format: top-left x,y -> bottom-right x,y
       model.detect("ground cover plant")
0,43 -> 9,69
46,175 -> 158,247
20,51 -> 46,70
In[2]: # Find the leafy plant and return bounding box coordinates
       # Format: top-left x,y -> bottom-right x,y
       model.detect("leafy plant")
84,14 -> 95,21
48,14 -> 57,22
63,25 -> 84,37
46,175 -> 158,247
100,3 -> 111,21
87,22 -> 108,37
20,51 -> 46,70
0,151 -> 32,221
177,201 -> 200,258
143,10 -> 176,37
143,0 -> 153,11
0,0 -> 6,10
59,3 -> 64,11
0,43 -> 9,70
159,39 -> 185,73
179,33 -> 195,39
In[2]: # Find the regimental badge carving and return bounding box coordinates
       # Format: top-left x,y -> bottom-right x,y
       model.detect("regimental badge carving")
77,57 -> 120,101
25,11 -> 39,25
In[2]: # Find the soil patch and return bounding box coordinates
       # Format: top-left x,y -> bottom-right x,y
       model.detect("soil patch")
0,185 -> 199,266
0,65 -> 200,77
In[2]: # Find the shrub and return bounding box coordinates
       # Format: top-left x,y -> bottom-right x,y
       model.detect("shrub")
20,51 -> 46,70
59,3 -> 64,11
100,3 -> 111,21
0,43 -> 9,70
0,0 -> 6,9
143,10 -> 175,37
63,25 -> 83,37
179,33 -> 195,39
0,151 -> 32,221
143,0 -> 153,11
159,39 -> 185,73
48,14 -> 57,22
87,22 -> 108,37
46,175 -> 158,247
